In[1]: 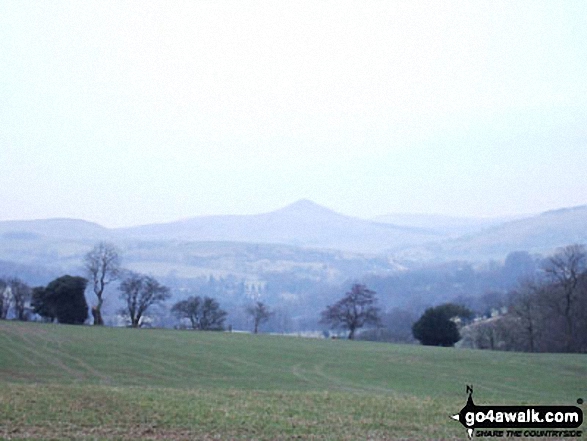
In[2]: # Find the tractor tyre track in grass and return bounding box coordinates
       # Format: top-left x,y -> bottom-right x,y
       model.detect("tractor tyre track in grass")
1,321 -> 585,440
1,325 -> 85,381
290,362 -> 372,393
1,323 -> 112,384
0,331 -> 38,368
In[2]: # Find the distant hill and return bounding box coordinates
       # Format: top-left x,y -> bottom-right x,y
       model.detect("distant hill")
433,204 -> 587,259
372,213 -> 526,237
117,199 -> 442,253
0,218 -> 111,242
1,201 -> 585,261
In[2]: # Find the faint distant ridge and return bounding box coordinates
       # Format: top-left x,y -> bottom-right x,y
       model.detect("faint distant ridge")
372,212 -> 525,237
539,204 -> 587,216
2,201 -> 585,257
116,199 -> 441,253
437,204 -> 587,259
0,218 -> 110,241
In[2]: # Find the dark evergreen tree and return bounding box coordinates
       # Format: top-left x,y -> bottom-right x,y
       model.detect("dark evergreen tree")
412,303 -> 472,347
32,276 -> 89,324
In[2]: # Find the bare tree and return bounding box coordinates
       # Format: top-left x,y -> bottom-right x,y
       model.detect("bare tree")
246,301 -> 272,334
502,245 -> 587,353
542,244 -> 586,352
8,278 -> 31,321
84,242 -> 121,325
0,278 -> 9,319
172,296 -> 227,330
320,284 -> 381,340
118,272 -> 170,328
459,315 -> 521,351
509,280 -> 543,352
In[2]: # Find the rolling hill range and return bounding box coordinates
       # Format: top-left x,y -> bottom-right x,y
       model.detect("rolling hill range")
0,218 -> 112,241
0,201 -> 586,272
116,199 -> 442,253
372,212 -> 526,237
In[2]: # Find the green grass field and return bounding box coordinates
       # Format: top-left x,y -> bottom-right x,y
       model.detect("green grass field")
0,321 -> 585,440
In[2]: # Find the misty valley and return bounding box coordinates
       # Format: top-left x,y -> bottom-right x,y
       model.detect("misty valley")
1,200 -> 586,353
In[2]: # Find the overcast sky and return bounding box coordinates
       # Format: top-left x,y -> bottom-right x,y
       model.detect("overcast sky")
1,1 -> 586,227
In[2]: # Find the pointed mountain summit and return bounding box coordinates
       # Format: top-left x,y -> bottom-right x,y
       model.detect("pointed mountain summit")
117,200 -> 440,252
273,199 -> 339,216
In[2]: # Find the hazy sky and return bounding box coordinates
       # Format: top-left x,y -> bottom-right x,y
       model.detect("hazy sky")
2,1 -> 586,227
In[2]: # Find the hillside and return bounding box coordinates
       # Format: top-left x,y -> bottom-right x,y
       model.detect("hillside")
436,204 -> 587,259
373,213 -> 526,237
0,218 -> 111,241
0,321 -> 585,440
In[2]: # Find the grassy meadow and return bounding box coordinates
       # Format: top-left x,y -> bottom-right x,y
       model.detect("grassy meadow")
0,321 -> 585,440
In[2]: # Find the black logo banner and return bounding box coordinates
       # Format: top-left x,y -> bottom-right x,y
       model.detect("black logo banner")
451,386 -> 583,439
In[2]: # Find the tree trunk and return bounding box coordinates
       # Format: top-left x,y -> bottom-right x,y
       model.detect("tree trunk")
348,327 -> 355,340
91,306 -> 104,326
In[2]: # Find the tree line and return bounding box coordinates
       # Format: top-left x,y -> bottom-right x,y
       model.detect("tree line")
318,244 -> 587,353
2,241 -> 585,353
460,244 -> 587,353
0,242 -> 272,333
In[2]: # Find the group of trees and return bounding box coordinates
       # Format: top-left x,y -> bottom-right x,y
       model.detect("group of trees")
344,244 -> 586,351
319,283 -> 473,347
0,243 -> 175,328
4,239 -> 585,353
84,243 -> 275,332
0,277 -> 32,320
171,296 -> 227,330
26,270 -> 173,328
461,244 -> 587,353
2,242 -> 266,332
1,273 -> 92,325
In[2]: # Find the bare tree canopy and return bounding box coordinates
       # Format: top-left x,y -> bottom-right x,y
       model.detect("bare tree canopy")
320,284 -> 381,340
508,280 -> 543,353
246,301 -> 272,334
172,296 -> 227,331
541,244 -> 587,352
476,243 -> 587,353
0,277 -> 32,321
118,272 -> 170,328
0,278 -> 9,320
84,242 -> 121,325
8,278 -> 32,321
